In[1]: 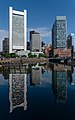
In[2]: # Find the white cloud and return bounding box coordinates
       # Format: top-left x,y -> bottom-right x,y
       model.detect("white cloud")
0,27 -> 51,51
0,29 -> 8,51
28,27 -> 51,37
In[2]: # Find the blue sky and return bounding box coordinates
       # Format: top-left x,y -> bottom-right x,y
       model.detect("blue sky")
0,0 -> 75,50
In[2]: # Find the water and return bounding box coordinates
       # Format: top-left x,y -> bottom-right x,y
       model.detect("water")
0,63 -> 75,120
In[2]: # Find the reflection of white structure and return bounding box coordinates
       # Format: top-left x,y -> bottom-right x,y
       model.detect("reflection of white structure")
9,74 -> 27,113
9,7 -> 27,53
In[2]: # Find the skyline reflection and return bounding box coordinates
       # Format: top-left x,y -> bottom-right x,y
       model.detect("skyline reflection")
0,63 -> 75,114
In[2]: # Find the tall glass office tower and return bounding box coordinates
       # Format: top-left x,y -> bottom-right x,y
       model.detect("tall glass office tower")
9,7 -> 27,53
52,16 -> 67,49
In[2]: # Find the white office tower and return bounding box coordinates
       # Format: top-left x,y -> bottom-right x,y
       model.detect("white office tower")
9,7 -> 27,53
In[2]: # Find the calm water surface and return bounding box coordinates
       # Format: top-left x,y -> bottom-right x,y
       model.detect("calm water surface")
0,63 -> 75,120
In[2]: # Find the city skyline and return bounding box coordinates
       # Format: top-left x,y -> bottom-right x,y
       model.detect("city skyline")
0,0 -> 75,50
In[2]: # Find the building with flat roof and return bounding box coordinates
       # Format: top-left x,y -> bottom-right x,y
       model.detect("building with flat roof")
67,33 -> 75,57
3,38 -> 9,53
30,31 -> 41,52
52,16 -> 71,57
52,16 -> 67,49
9,7 -> 27,53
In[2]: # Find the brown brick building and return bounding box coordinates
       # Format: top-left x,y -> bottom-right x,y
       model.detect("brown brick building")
54,48 -> 71,57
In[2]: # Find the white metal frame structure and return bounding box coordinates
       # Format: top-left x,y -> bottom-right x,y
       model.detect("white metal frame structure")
9,7 -> 27,53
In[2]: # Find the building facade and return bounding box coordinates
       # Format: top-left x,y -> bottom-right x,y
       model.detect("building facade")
30,31 -> 41,52
52,16 -> 68,57
44,44 -> 52,57
9,7 -> 27,53
3,38 -> 9,53
67,33 -> 75,57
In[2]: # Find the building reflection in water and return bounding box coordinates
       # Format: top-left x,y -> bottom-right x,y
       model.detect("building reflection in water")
67,66 -> 75,86
30,63 -> 42,86
9,73 -> 27,113
4,62 -> 75,112
71,67 -> 75,85
52,64 -> 71,103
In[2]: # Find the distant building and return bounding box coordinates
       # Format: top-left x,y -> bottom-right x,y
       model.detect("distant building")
52,16 -> 68,57
44,44 -> 52,57
27,41 -> 30,50
30,31 -> 41,52
41,41 -> 45,47
3,38 -> 9,53
54,48 -> 71,57
9,7 -> 27,53
67,33 -> 75,57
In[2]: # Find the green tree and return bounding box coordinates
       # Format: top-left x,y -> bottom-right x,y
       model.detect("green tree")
10,53 -> 19,58
38,53 -> 47,58
54,54 -> 59,58
33,54 -> 37,58
28,52 -> 33,58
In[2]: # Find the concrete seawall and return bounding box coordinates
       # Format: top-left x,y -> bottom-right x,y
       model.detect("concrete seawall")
0,58 -> 49,65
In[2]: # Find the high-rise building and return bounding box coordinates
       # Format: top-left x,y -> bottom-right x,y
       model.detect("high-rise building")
67,33 -> 75,57
52,16 -> 67,56
9,7 -> 27,53
52,16 -> 67,49
30,31 -> 41,52
3,38 -> 9,53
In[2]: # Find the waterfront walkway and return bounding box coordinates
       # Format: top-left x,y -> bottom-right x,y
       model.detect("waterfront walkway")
0,58 -> 48,65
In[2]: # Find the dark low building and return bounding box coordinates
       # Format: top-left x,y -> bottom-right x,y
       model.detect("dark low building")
3,38 -> 9,53
27,41 -> 30,50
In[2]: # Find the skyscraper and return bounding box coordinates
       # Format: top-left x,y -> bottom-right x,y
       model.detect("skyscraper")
30,31 -> 41,52
67,33 -> 75,57
52,16 -> 67,49
52,16 -> 67,56
9,7 -> 27,53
